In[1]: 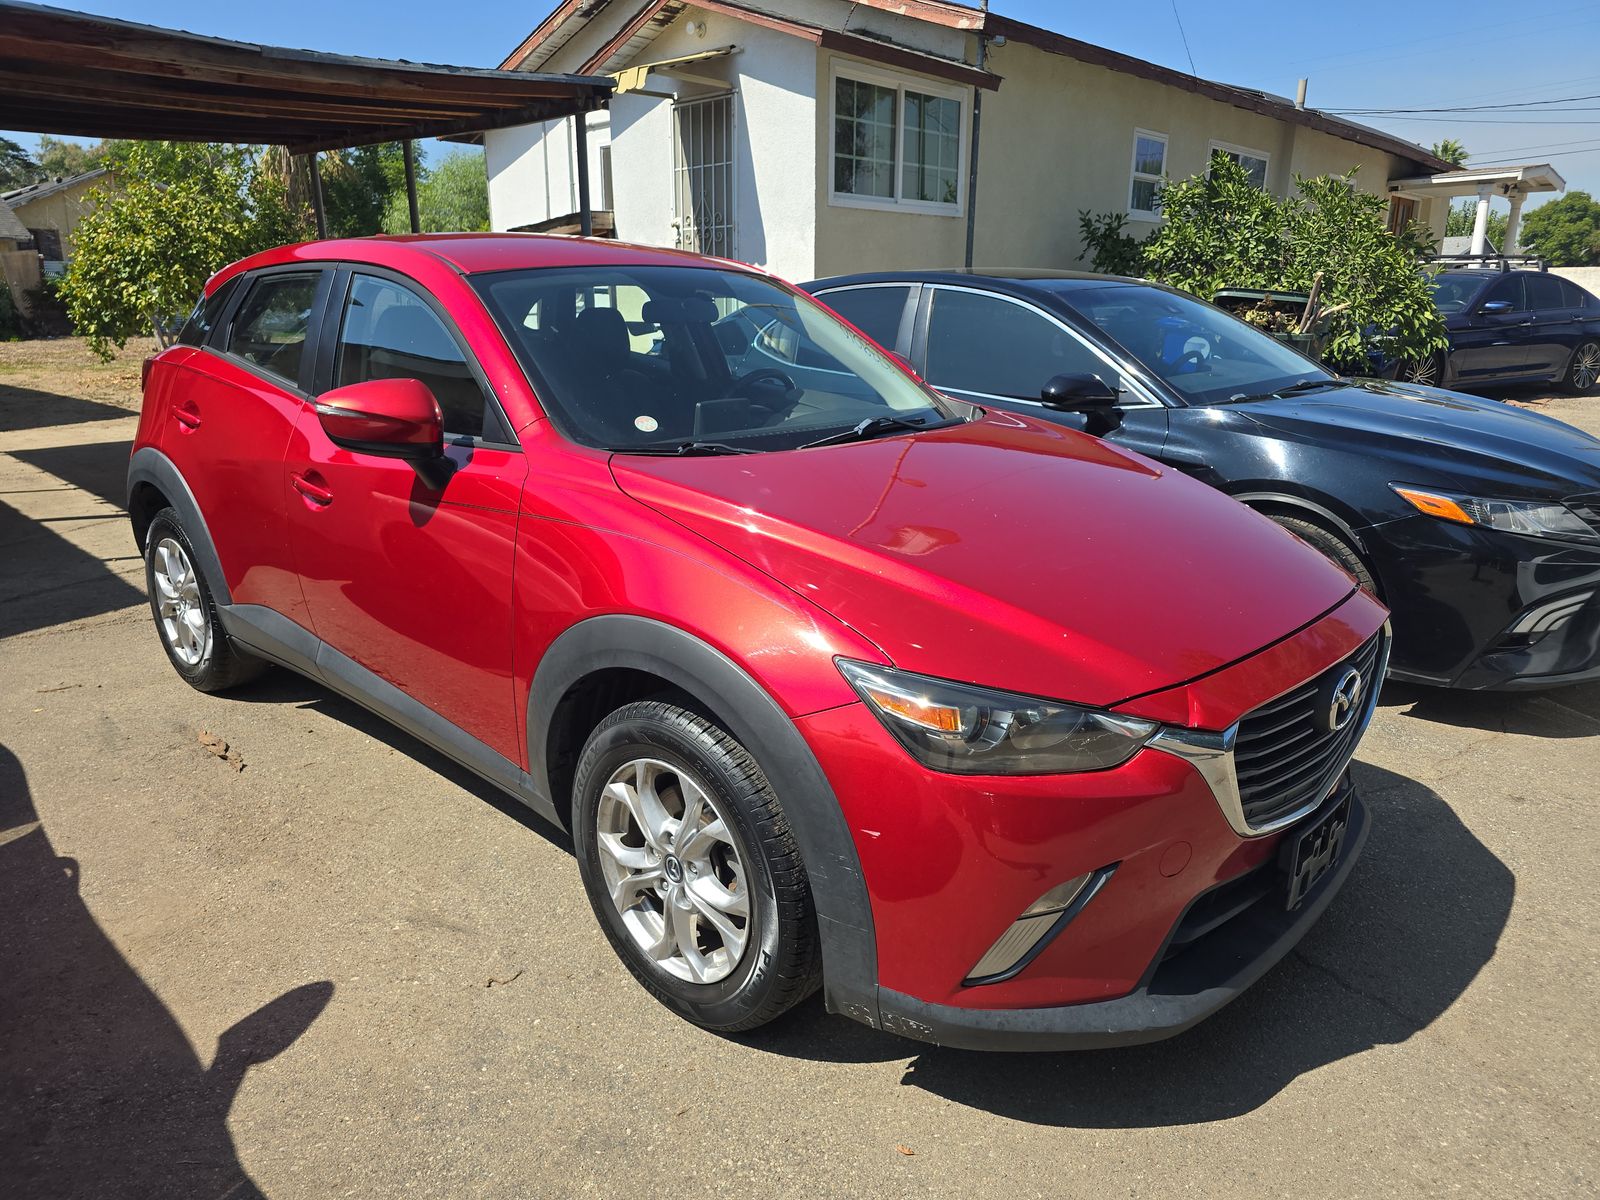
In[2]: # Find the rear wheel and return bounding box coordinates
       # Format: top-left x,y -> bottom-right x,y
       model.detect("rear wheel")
143,508 -> 265,692
1562,340 -> 1600,395
571,700 -> 821,1032
1268,514 -> 1378,596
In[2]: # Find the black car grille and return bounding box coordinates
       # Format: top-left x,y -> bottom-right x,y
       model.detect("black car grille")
1233,632 -> 1383,829
1566,492 -> 1600,537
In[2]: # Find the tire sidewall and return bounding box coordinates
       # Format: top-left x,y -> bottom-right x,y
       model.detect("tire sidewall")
144,510 -> 222,686
572,710 -> 784,1029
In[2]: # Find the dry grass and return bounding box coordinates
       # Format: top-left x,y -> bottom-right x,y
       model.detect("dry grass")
0,336 -> 157,411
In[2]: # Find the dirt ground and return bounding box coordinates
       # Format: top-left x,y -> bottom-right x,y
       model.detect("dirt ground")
1,340 -> 1597,1199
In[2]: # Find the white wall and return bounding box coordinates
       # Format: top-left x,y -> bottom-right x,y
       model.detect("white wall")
485,109 -> 610,231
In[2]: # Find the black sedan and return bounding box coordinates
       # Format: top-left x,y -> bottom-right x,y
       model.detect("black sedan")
798,269 -> 1600,690
1398,268 -> 1600,394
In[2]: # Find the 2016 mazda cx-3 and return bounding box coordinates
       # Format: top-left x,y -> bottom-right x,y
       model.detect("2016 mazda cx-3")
129,234 -> 1387,1049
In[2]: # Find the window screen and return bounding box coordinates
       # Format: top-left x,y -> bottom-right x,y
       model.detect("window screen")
228,273 -> 320,385
927,290 -> 1118,399
335,275 -> 492,439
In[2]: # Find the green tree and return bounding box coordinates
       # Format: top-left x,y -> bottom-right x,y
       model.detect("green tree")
1520,191 -> 1600,266
59,141 -> 313,359
1135,156 -> 1445,365
322,143 -> 409,237
0,136 -> 40,191
1445,199 -> 1508,248
381,150 -> 489,234
1430,138 -> 1470,167
34,136 -> 112,179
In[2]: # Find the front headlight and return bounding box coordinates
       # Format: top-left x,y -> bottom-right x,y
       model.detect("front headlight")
1391,484 -> 1598,543
836,661 -> 1157,775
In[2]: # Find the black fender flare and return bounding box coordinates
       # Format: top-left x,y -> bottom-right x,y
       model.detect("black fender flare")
126,447 -> 233,606
528,614 -> 882,1028
1231,490 -> 1371,556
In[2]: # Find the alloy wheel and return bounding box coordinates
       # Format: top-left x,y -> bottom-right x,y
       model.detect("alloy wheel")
152,536 -> 210,667
1404,355 -> 1441,386
594,757 -> 750,984
1574,343 -> 1600,391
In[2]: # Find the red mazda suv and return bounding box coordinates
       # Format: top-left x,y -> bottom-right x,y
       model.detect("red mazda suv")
129,235 -> 1388,1050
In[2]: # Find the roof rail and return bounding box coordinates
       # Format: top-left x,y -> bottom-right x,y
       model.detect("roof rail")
1423,253 -> 1547,272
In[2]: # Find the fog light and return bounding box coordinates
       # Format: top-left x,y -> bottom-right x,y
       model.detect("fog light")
963,866 -> 1115,986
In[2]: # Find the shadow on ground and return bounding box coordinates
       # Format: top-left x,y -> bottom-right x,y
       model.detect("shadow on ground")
0,384 -> 130,434
741,762 -> 1512,1127
0,744 -> 333,1200
1381,680 -> 1600,737
11,438 -> 134,510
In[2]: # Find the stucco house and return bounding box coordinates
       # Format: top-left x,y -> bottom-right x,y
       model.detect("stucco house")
482,0 -> 1454,282
2,167 -> 113,274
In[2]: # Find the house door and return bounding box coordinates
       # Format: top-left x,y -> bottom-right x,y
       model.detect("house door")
672,93 -> 735,258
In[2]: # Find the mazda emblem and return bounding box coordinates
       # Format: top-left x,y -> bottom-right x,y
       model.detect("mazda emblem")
1326,667 -> 1363,732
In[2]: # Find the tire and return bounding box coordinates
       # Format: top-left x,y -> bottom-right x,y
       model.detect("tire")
571,700 -> 822,1032
1400,352 -> 1445,388
1268,514 -> 1379,596
143,507 -> 265,693
1561,340 -> 1600,395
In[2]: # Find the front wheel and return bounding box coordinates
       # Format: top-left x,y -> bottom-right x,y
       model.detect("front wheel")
1562,340 -> 1600,395
571,701 -> 822,1032
1268,514 -> 1379,597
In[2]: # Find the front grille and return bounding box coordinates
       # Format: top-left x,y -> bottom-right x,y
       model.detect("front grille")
1233,632 -> 1383,828
1566,492 -> 1600,537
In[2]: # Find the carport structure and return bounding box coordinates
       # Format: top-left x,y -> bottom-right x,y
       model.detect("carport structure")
0,1 -> 614,235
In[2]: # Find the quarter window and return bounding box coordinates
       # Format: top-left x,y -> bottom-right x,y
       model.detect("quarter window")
1208,142 -> 1270,189
227,273 -> 320,385
334,275 -> 494,440
1129,130 -> 1168,217
832,68 -> 965,212
926,290 -> 1124,400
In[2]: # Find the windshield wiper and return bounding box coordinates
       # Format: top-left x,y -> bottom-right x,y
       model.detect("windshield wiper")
618,440 -> 759,456
798,414 -> 936,450
1225,377 -> 1342,404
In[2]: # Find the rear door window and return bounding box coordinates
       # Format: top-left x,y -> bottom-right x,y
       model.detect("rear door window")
1526,273 -> 1568,313
819,286 -> 911,351
227,272 -> 321,387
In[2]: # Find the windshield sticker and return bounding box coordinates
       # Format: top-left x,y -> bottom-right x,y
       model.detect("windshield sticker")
634,415 -> 659,433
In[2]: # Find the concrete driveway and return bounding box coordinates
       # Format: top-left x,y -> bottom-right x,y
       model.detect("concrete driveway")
2,373 -> 1597,1199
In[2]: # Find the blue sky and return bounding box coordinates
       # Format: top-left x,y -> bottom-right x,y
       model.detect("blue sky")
7,0 -> 1597,206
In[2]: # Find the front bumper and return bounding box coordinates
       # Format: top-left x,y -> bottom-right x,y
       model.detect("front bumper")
875,784 -> 1368,1051
1363,514 -> 1600,690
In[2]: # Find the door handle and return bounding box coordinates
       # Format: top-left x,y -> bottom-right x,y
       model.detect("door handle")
172,403 -> 201,430
291,472 -> 333,506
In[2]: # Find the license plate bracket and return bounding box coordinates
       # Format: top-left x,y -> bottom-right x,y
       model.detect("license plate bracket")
1282,794 -> 1351,910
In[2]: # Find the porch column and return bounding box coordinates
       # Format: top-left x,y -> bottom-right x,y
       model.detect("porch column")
1503,191 -> 1525,254
1469,183 -> 1494,257
574,110 -> 593,237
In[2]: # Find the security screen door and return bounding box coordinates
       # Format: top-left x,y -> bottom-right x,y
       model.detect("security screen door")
672,93 -> 735,258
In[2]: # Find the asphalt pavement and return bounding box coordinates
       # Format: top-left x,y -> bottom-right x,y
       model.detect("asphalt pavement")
1,380 -> 1596,1199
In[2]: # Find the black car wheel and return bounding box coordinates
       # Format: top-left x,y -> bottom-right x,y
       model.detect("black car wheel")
571,700 -> 822,1032
144,508 -> 266,692
1400,352 -> 1445,388
1563,341 -> 1600,395
1269,514 -> 1379,597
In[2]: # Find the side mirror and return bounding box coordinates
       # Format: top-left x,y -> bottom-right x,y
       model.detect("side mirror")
315,378 -> 444,462
1040,373 -> 1119,410
1479,299 -> 1514,316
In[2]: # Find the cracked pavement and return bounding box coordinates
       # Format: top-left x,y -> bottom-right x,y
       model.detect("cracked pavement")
1,379 -> 1596,1199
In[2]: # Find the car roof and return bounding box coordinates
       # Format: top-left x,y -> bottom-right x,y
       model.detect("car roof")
210,232 -> 765,292
809,267 -> 1144,288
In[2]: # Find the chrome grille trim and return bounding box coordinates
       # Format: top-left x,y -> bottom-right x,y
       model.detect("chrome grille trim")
1150,623 -> 1391,838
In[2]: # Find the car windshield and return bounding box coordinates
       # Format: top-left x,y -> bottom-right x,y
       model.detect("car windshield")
472,264 -> 955,452
1428,273 -> 1488,314
1049,283 -> 1335,406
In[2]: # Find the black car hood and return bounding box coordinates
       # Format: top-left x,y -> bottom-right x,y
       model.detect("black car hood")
1228,380 -> 1600,497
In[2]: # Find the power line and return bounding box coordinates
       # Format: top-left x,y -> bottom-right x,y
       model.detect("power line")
1169,0 -> 1197,76
1347,116 -> 1600,125
1332,92 -> 1600,115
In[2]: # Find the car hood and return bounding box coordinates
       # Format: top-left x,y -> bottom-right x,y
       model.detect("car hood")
1231,380 -> 1600,495
611,411 -> 1356,709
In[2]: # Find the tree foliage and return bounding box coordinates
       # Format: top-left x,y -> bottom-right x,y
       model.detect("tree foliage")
1430,138 -> 1470,167
0,137 -> 40,191
1520,191 -> 1600,267
1445,199 -> 1508,248
34,136 -> 114,180
381,151 -> 490,234
58,141 -> 313,360
1078,156 -> 1446,366
322,143 -> 409,238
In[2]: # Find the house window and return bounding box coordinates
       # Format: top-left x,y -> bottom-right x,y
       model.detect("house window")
831,64 -> 966,213
1208,141 -> 1270,189
1128,129 -> 1167,217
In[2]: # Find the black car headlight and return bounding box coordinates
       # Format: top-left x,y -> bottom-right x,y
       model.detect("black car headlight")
1391,484 -> 1599,543
837,661 -> 1157,775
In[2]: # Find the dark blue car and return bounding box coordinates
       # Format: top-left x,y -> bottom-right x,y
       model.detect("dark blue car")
1398,268 -> 1600,395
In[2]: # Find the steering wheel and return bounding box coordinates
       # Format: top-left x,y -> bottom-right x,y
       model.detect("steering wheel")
1170,349 -> 1211,374
724,368 -> 802,425
727,368 -> 801,401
